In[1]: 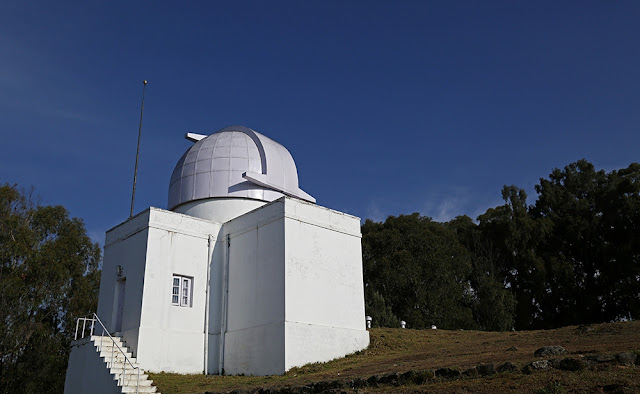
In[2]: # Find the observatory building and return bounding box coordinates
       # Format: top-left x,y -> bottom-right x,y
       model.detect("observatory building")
65,126 -> 369,391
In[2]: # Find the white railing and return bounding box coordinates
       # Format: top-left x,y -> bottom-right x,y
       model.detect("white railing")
75,313 -> 140,393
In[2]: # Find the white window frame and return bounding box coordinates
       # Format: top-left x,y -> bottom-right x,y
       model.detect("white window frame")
172,275 -> 193,307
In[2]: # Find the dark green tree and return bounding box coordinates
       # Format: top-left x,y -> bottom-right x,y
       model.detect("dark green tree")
364,287 -> 399,328
474,160 -> 640,329
447,215 -> 516,331
362,160 -> 639,331
598,163 -> 640,321
532,160 -> 640,325
0,183 -> 101,393
362,214 -> 476,330
477,186 -> 548,329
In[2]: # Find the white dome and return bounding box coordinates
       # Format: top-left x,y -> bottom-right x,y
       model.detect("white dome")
168,125 -> 314,210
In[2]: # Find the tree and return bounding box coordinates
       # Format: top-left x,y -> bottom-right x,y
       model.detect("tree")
362,214 -> 476,330
361,160 -> 639,331
364,287 -> 399,328
0,183 -> 101,393
474,160 -> 640,329
532,160 -> 640,325
447,215 -> 516,331
477,186 -> 548,329
598,163 -> 640,321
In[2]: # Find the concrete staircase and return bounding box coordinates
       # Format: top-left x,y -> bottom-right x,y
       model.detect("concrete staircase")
91,335 -> 159,393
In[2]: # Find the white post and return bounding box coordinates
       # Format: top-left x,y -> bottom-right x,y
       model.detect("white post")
366,316 -> 372,329
203,234 -> 213,375
218,234 -> 230,375
74,318 -> 80,340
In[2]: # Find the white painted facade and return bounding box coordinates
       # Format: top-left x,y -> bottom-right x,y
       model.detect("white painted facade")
65,126 -> 368,390
92,197 -> 368,376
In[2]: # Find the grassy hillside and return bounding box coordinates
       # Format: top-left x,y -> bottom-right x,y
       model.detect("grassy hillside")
150,321 -> 640,393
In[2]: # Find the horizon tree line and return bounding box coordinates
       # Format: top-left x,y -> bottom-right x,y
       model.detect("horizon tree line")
363,159 -> 640,331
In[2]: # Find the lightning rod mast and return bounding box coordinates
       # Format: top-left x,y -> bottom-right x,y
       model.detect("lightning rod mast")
130,80 -> 147,218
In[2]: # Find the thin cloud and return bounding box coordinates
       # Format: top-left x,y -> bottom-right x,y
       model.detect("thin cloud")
420,190 -> 470,223
433,198 -> 464,222
365,200 -> 386,223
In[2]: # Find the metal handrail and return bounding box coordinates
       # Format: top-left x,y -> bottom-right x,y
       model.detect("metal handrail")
75,313 -> 140,393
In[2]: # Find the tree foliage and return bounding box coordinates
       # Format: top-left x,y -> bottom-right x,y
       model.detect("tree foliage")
362,160 -> 640,331
364,287 -> 399,328
0,183 -> 101,393
447,215 -> 516,331
362,214 -> 476,330
531,160 -> 640,326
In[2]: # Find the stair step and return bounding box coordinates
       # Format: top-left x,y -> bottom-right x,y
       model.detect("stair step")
95,342 -> 128,351
105,357 -> 138,365
100,350 -> 135,361
96,344 -> 128,352
91,336 -> 125,345
100,351 -> 135,360
120,385 -> 157,393
108,364 -> 140,372
88,334 -> 159,393
95,343 -> 131,355
116,374 -> 149,382
108,362 -> 141,370
99,345 -> 133,353
91,335 -> 122,342
117,377 -> 153,387
109,365 -> 142,373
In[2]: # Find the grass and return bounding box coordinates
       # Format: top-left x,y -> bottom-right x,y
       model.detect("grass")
150,321 -> 640,393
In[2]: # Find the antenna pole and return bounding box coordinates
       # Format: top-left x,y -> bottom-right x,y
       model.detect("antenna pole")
130,80 -> 147,218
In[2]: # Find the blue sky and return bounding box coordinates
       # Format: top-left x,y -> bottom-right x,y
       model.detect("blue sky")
1,1 -> 639,245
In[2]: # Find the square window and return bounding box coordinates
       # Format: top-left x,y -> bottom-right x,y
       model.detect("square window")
172,275 -> 192,307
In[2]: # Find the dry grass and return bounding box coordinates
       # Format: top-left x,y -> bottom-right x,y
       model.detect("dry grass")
150,321 -> 640,393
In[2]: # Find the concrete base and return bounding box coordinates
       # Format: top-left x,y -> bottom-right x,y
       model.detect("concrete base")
63,338 -> 119,394
223,321 -> 286,376
285,322 -> 370,371
136,326 -> 206,374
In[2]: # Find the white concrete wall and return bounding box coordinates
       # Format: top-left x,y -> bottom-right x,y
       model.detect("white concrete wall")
283,198 -> 369,370
97,210 -> 151,355
217,197 -> 369,375
223,321 -> 285,375
63,338 -> 119,394
221,199 -> 286,375
136,208 -> 220,374
206,234 -> 226,374
284,322 -> 370,369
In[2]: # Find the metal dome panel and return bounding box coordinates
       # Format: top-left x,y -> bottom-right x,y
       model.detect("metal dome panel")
168,126 -> 315,210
